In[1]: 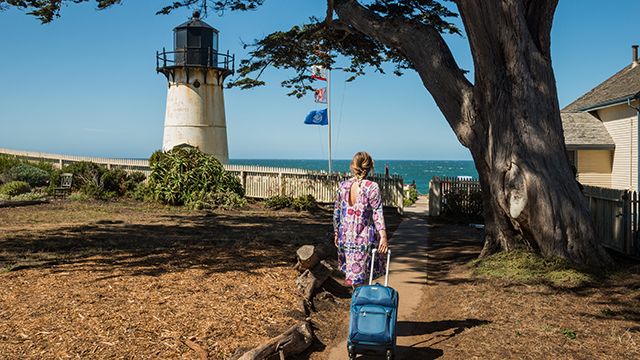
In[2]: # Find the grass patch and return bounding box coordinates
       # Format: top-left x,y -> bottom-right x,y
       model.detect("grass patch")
470,250 -> 593,287
561,328 -> 577,339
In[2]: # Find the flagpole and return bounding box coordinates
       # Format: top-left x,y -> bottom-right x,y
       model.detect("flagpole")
327,68 -> 332,175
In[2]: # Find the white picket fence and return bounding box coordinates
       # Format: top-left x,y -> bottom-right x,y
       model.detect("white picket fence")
0,148 -> 404,211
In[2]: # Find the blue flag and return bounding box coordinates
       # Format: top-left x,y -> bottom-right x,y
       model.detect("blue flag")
304,109 -> 328,126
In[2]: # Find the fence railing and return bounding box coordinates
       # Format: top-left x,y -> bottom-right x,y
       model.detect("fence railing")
428,176 -> 640,258
428,176 -> 482,216
0,148 -> 404,211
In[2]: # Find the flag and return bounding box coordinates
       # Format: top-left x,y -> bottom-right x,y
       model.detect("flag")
311,65 -> 327,81
314,87 -> 327,103
304,109 -> 328,126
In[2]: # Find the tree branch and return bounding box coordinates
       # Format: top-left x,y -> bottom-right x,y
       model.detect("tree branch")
333,0 -> 475,145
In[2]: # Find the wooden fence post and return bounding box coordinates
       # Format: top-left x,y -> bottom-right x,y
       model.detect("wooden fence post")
429,177 -> 441,216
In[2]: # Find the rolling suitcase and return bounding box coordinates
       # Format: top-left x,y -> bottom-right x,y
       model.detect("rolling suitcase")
347,248 -> 398,360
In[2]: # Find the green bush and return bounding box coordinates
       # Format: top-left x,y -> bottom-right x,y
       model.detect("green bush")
404,186 -> 419,207
194,190 -> 248,210
59,162 -> 146,200
265,195 -> 292,210
147,147 -> 244,209
7,163 -> 50,187
266,194 -> 317,212
442,189 -> 483,217
0,181 -> 31,196
9,192 -> 47,201
291,194 -> 318,211
0,155 -> 21,174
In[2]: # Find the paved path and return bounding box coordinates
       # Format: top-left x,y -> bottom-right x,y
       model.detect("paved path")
327,197 -> 431,359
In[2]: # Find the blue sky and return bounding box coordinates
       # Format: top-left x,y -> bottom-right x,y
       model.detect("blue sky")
0,1 -> 639,160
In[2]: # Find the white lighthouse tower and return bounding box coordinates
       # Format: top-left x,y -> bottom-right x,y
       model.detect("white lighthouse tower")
156,11 -> 234,163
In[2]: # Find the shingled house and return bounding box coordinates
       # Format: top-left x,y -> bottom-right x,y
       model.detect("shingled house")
562,45 -> 640,190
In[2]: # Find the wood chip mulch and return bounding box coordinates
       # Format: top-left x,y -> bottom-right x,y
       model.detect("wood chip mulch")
0,200 -> 334,359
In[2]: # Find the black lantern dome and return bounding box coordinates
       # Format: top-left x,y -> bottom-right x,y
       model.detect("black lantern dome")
157,11 -> 234,76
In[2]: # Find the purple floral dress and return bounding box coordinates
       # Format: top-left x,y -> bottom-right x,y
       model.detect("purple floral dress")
333,178 -> 386,286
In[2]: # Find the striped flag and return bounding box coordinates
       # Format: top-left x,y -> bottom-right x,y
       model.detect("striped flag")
314,87 -> 327,103
311,65 -> 327,81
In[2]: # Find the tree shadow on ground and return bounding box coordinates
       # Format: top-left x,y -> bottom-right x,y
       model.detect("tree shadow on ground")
0,206 -> 403,279
0,210 -> 332,277
346,319 -> 489,359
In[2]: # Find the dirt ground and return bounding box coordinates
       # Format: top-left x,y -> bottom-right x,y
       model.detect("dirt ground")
0,200 -> 403,359
313,217 -> 640,359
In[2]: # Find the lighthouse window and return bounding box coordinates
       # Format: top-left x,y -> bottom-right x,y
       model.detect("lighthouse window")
188,29 -> 201,47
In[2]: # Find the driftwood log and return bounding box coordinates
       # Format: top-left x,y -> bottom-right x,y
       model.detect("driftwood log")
236,321 -> 314,360
296,245 -> 320,271
296,261 -> 332,315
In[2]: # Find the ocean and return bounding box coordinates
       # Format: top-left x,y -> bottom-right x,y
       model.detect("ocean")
229,159 -> 478,194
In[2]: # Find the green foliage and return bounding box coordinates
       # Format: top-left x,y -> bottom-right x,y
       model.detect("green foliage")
193,190 -> 248,210
470,250 -> 593,288
265,195 -> 292,210
561,328 -> 577,340
6,163 -> 50,187
291,194 -> 318,211
57,162 -> 146,200
9,192 -> 47,201
0,155 -> 22,175
404,186 -> 419,206
442,189 -> 483,217
147,147 -> 245,209
265,194 -> 317,212
67,192 -> 91,202
0,181 -> 31,197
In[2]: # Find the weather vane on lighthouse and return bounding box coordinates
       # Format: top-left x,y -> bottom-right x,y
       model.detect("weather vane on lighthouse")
156,10 -> 234,163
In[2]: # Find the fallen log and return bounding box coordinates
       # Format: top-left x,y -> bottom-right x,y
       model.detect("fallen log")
236,321 -> 314,360
296,261 -> 331,314
0,199 -> 49,208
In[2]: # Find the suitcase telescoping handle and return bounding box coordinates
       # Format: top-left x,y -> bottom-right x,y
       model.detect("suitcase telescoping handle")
369,248 -> 391,286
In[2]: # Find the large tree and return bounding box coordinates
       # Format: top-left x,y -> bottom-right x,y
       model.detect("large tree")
3,0 -> 611,267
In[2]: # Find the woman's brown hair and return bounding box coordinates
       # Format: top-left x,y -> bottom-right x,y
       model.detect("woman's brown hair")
350,151 -> 374,180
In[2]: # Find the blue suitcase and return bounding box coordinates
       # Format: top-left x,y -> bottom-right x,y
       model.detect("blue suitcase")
348,249 -> 398,360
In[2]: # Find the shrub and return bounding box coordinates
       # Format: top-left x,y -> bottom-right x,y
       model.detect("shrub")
0,155 -> 21,174
147,147 -> 244,209
0,181 -> 31,196
291,194 -> 318,211
266,194 -> 317,212
265,195 -> 292,210
404,186 -> 418,207
59,162 -> 146,200
442,189 -> 483,217
194,190 -> 247,210
7,163 -> 50,187
130,182 -> 153,201
9,192 -> 47,201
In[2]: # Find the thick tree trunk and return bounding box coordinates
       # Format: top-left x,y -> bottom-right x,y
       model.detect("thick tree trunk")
455,0 -> 611,267
334,0 -> 612,268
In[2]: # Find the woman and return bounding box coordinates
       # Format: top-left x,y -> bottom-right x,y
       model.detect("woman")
333,151 -> 389,287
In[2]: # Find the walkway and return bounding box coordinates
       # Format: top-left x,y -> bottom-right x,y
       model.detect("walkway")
327,196 -> 432,359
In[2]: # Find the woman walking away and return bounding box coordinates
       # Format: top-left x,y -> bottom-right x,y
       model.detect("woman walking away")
333,151 -> 389,287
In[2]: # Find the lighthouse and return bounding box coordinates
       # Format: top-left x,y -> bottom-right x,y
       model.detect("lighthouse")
156,11 -> 234,163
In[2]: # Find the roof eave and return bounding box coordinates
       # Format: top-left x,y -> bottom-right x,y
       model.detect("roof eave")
578,92 -> 640,112
565,144 -> 616,150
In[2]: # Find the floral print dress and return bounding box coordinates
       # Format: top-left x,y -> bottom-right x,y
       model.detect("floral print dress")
333,178 -> 387,286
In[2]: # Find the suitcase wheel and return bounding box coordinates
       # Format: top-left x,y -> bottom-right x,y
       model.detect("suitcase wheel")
386,349 -> 394,360
347,345 -> 356,359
